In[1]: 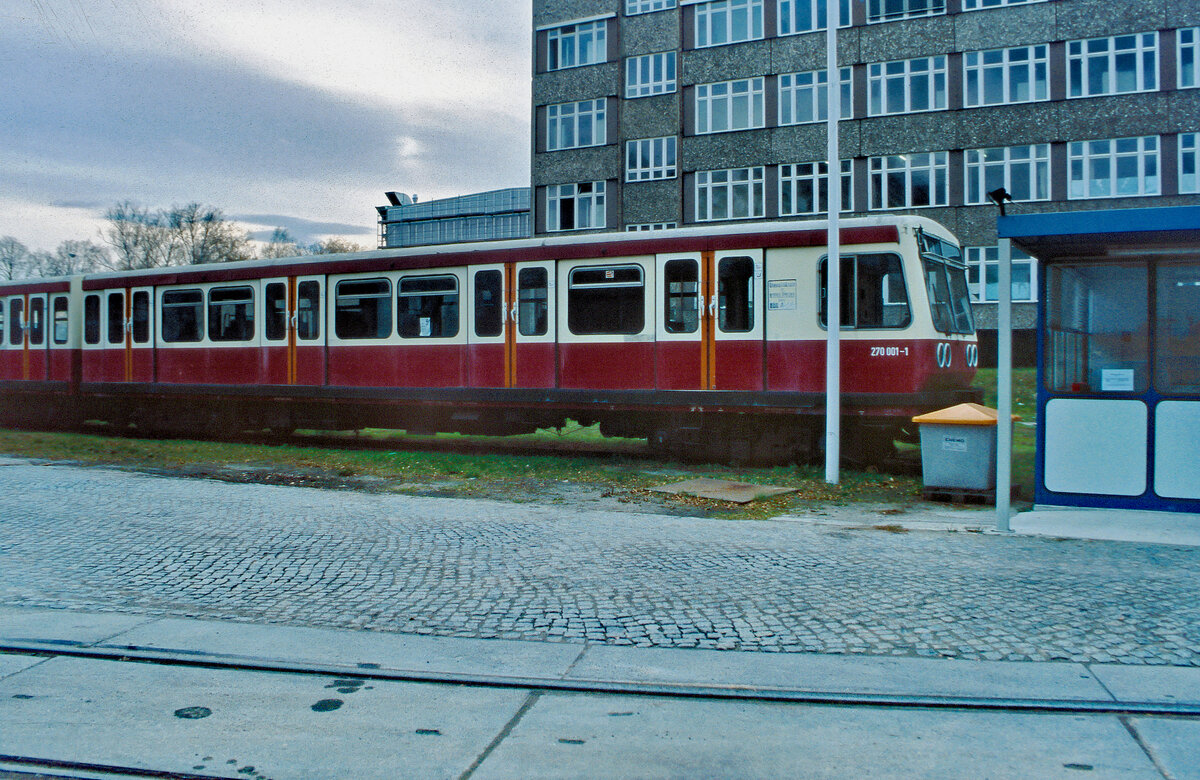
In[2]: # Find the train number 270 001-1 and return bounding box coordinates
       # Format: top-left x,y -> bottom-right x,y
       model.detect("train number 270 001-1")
870,346 -> 910,357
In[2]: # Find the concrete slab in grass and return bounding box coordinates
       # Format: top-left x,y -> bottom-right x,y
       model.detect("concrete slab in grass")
0,607 -> 152,646
1090,664 -> 1200,705
649,478 -> 795,503
1128,717 -> 1200,780
107,616 -> 584,680
0,655 -> 527,780
473,691 -> 1159,779
569,644 -> 1112,702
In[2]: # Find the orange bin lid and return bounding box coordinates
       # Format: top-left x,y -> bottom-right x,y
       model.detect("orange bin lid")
911,402 -> 1020,426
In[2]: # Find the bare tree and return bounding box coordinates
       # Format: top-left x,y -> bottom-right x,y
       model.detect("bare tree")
32,240 -> 109,277
102,201 -> 172,270
309,237 -> 367,255
0,236 -> 30,280
167,203 -> 254,265
260,227 -> 303,259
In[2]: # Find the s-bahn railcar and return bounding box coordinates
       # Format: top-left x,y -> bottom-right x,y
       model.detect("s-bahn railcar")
0,216 -> 980,464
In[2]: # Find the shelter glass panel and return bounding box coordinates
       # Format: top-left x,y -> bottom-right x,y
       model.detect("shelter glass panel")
1156,260 -> 1200,394
1046,263 -> 1148,393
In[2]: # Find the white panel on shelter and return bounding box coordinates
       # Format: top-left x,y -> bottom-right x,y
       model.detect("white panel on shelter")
1044,399 -> 1147,496
1155,401 -> 1200,499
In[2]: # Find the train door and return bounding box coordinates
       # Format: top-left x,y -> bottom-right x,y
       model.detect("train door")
22,294 -> 49,380
509,261 -> 556,388
128,287 -> 154,382
467,265 -> 506,387
655,250 -> 764,391
264,276 -> 325,386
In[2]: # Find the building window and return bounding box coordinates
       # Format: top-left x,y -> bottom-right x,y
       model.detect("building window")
962,0 -> 1047,9
696,167 -> 765,221
626,136 -> 678,182
628,0 -> 676,13
547,182 -> 607,232
398,275 -> 459,339
627,222 -> 678,231
626,52 -> 677,98
696,77 -> 765,133
778,0 -> 850,34
546,99 -> 606,151
869,152 -> 949,209
547,20 -> 607,71
1180,133 -> 1199,194
965,246 -> 1037,303
1180,27 -> 1198,89
963,45 -> 1049,106
964,144 -> 1051,204
868,56 -> 947,115
1068,32 -> 1158,98
1068,136 -> 1160,199
779,160 -> 853,215
695,0 -> 763,48
779,68 -> 852,125
866,0 -> 945,24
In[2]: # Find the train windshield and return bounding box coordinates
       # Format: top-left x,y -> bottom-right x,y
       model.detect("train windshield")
918,231 -> 974,335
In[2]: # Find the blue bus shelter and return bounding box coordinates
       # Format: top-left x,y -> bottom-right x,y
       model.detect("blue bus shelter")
999,205 -> 1200,513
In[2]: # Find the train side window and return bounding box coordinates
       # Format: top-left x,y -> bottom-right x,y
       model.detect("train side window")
0,300 -> 5,343
265,283 -> 287,341
208,286 -> 255,342
297,281 -> 320,340
718,257 -> 754,333
53,297 -> 69,345
568,265 -> 644,335
664,259 -> 699,334
84,295 -> 101,344
399,275 -> 459,339
335,278 -> 391,339
820,254 -> 911,329
107,292 -> 125,345
132,291 -> 150,344
9,298 -> 23,345
161,289 -> 204,343
29,298 -> 45,345
474,270 -> 503,338
518,267 -> 548,336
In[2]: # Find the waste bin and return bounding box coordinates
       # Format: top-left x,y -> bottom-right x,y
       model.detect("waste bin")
911,403 -> 1016,495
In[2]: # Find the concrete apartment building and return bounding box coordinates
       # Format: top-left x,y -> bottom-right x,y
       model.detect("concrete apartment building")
530,0 -> 1200,361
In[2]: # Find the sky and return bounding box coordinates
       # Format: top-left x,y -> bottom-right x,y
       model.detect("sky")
1,0 -> 533,251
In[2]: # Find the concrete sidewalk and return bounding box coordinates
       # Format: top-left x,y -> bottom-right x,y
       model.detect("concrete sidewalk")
2,607 -> 1199,779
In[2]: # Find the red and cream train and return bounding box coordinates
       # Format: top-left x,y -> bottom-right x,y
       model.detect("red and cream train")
0,216 -> 980,464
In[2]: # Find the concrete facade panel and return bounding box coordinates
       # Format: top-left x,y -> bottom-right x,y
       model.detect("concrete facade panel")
956,104 -> 1062,148
534,1 -> 615,30
623,178 -> 685,224
1054,0 -> 1169,41
621,94 -> 684,139
858,16 -> 958,62
533,63 -> 620,106
622,10 -> 681,55
682,39 -> 775,85
533,146 -> 620,187
1055,93 -> 1176,142
858,112 -> 960,156
953,3 -> 1060,52
683,131 -> 774,171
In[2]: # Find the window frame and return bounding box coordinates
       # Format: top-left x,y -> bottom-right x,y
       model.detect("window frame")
778,0 -> 851,35
965,246 -> 1037,303
547,182 -> 607,232
819,253 -> 913,330
626,136 -> 678,182
626,51 -> 677,98
546,19 -> 608,71
964,144 -> 1051,205
866,0 -> 945,24
333,278 -> 393,341
627,222 -> 679,231
963,44 -> 1049,107
779,160 -> 854,216
52,296 -> 69,345
694,0 -> 764,48
546,98 -> 607,152
961,0 -> 1047,9
160,288 -> 204,344
695,166 -> 766,222
778,67 -> 853,125
566,263 -> 647,336
1068,136 -> 1161,200
695,77 -> 765,134
868,152 -> 949,210
1181,27 -> 1199,90
397,274 -> 460,340
207,285 -> 256,343
1180,133 -> 1199,195
627,0 -> 676,13
1067,32 -> 1159,99
868,56 -> 947,116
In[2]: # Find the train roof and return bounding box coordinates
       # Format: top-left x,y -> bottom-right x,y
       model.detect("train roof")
1,215 -> 958,293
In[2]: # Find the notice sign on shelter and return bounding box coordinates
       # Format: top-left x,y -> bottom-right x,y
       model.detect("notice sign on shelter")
768,279 -> 798,310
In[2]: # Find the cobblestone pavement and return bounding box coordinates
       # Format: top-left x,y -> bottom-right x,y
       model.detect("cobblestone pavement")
2,460 -> 1198,666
